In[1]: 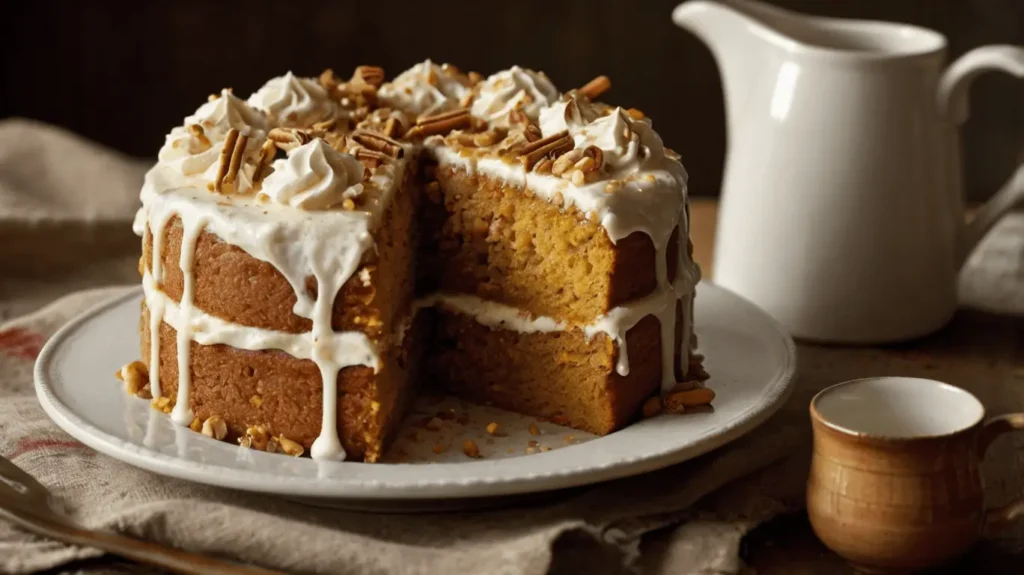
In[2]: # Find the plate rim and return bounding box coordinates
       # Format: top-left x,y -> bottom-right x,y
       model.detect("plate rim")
34,281 -> 797,500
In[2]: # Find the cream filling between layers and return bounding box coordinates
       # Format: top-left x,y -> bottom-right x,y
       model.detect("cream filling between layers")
141,276 -> 696,398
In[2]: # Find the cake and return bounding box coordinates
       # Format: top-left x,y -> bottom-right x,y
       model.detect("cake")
120,61 -> 709,462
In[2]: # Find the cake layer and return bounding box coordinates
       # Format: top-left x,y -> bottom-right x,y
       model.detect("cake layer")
145,168 -> 418,335
421,163 -> 679,325
142,302 -> 428,462
426,307 -> 671,435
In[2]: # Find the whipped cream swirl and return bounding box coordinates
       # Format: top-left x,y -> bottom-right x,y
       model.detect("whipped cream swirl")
378,60 -> 471,118
470,66 -> 559,126
540,100 -> 676,180
247,72 -> 341,128
259,139 -> 365,210
155,90 -> 269,194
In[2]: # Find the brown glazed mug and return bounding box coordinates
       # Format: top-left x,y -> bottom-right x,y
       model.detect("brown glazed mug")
808,377 -> 1024,573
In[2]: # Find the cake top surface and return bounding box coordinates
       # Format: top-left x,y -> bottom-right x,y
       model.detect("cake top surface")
140,61 -> 689,252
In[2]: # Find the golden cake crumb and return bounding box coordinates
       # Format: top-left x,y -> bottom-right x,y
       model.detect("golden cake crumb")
278,435 -> 304,457
116,361 -> 149,396
189,418 -> 202,433
485,422 -> 501,436
462,439 -> 482,459
539,446 -> 552,452
528,423 -> 541,436
249,395 -> 263,408
642,396 -> 663,418
432,442 -> 448,454
151,396 -> 173,414
201,415 -> 228,440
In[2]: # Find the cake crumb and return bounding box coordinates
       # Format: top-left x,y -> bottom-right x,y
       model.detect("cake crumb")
539,446 -> 552,452
528,423 -> 541,436
202,415 -> 228,440
425,417 -> 444,431
432,442 -> 449,454
564,435 -> 575,444
550,415 -> 570,426
278,435 -> 304,457
528,440 -> 538,447
485,422 -> 502,436
189,418 -> 202,433
249,395 -> 263,408
462,439 -> 482,459
665,388 -> 715,413
116,361 -> 149,397
642,396 -> 663,418
151,396 -> 173,414
242,425 -> 270,451
525,446 -> 537,454
358,268 -> 372,286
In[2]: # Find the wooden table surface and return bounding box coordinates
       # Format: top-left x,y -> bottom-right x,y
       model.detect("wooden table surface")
685,199 -> 1024,574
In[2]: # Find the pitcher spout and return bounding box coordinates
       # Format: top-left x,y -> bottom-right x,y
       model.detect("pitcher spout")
673,0 -> 824,139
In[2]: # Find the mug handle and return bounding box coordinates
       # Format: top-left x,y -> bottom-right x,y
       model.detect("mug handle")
936,45 -> 1024,268
977,413 -> 1024,530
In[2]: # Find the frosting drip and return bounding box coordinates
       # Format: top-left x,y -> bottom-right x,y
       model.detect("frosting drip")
260,139 -> 366,210
471,66 -> 559,126
378,60 -> 472,118
247,72 -> 342,128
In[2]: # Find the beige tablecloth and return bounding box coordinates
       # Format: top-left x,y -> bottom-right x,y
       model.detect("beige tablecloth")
1,118 -> 1022,574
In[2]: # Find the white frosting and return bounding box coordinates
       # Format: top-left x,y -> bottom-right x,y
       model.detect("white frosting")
378,60 -> 471,118
143,272 -> 376,369
156,90 -> 269,195
247,72 -> 341,128
260,139 -> 365,210
417,293 -> 569,333
470,66 -> 559,126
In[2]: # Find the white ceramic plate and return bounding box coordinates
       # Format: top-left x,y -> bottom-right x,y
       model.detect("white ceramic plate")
35,282 -> 795,501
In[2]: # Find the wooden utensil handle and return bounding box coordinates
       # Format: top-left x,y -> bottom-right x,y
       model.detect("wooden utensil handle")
978,413 -> 1024,531
2,504 -> 280,574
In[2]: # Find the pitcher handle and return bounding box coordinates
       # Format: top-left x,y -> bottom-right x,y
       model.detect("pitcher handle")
977,413 -> 1024,531
937,45 -> 1024,268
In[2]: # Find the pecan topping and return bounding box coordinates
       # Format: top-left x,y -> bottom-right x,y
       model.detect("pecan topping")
252,139 -> 277,184
405,108 -> 471,138
267,127 -> 312,151
352,65 -> 385,88
383,117 -> 401,138
351,129 -> 405,158
318,68 -> 341,91
577,75 -> 611,100
187,124 -> 211,150
519,130 -> 574,170
214,129 -> 248,194
523,124 -> 542,143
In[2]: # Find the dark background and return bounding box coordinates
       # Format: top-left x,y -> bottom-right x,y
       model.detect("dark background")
2,0 -> 1021,199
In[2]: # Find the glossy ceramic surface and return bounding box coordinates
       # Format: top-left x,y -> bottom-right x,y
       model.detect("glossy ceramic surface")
674,0 -> 1024,343
808,377 -> 1024,573
35,282 -> 795,502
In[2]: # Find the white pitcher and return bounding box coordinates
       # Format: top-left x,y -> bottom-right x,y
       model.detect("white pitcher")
673,0 -> 1024,343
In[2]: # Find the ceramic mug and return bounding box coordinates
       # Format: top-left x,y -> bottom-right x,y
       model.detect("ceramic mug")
807,377 -> 1024,573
